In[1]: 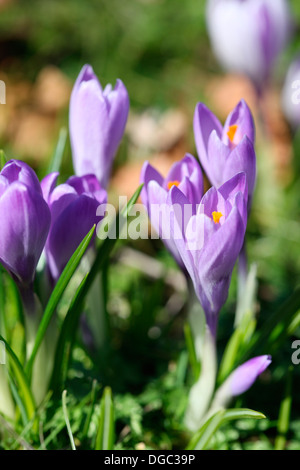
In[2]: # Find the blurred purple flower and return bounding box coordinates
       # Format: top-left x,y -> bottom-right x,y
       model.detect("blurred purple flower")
168,172 -> 248,336
281,55 -> 300,131
194,99 -> 256,206
42,172 -> 107,281
230,355 -> 272,396
140,153 -> 204,268
206,0 -> 292,91
69,64 -> 130,189
0,160 -> 51,288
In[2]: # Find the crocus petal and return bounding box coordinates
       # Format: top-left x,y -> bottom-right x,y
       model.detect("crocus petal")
193,102 -> 223,176
165,153 -> 203,204
230,355 -> 272,396
167,184 -> 197,277
206,131 -> 231,187
0,182 -> 51,286
2,159 -> 42,195
46,195 -> 100,280
140,161 -> 164,211
223,137 -> 256,204
222,99 -> 256,146
197,206 -> 246,335
69,64 -> 129,188
41,172 -> 59,202
206,0 -> 292,90
66,174 -> 107,205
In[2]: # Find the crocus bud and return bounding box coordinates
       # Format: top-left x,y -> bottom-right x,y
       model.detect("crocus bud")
211,355 -> 272,410
42,173 -> 107,282
140,154 -> 204,268
194,100 -> 256,207
69,64 -> 130,189
281,55 -> 300,131
169,172 -> 248,336
206,0 -> 292,91
0,160 -> 51,288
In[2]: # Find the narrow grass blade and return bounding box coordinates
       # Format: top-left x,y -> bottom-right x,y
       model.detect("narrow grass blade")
186,408 -> 266,450
62,390 -> 76,450
95,387 -> 114,450
274,366 -> 293,450
0,334 -> 36,427
47,127 -> 67,174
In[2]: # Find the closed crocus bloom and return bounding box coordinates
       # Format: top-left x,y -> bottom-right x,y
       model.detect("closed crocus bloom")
206,0 -> 292,91
211,355 -> 272,410
194,100 -> 256,207
42,172 -> 107,281
140,154 -> 204,268
69,64 -> 130,189
169,172 -> 248,336
0,160 -> 51,288
281,56 -> 300,131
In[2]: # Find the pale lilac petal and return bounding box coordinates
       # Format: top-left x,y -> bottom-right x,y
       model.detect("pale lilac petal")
230,355 -> 272,396
41,172 -> 59,202
194,102 -> 223,176
223,137 -> 256,202
0,183 -> 50,286
69,64 -> 129,188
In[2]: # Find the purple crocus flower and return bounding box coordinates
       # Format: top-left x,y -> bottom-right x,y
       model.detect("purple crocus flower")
206,0 -> 292,92
42,172 -> 107,282
140,153 -> 204,268
69,64 -> 130,189
281,55 -> 300,131
0,160 -> 51,288
168,172 -> 248,336
230,355 -> 272,396
212,355 -> 272,411
194,99 -> 256,207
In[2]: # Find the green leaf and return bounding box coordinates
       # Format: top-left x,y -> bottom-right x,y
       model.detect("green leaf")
0,334 -> 36,428
184,322 -> 201,382
186,408 -> 266,450
274,366 -> 293,450
49,273 -> 89,393
47,127 -> 68,174
25,225 -> 96,378
95,387 -> 115,450
0,149 -> 7,170
186,410 -> 225,450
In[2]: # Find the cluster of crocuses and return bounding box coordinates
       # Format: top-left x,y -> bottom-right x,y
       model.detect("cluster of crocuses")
0,64 -> 271,429
0,65 -> 129,312
140,97 -> 271,429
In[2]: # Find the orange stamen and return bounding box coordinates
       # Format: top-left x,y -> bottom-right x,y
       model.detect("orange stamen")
212,211 -> 223,224
167,180 -> 180,190
227,124 -> 238,143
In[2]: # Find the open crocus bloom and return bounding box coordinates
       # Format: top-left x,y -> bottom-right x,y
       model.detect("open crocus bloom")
42,172 -> 107,282
168,172 -> 248,336
206,0 -> 292,91
0,160 -> 51,288
194,99 -> 256,207
69,64 -> 130,189
140,153 -> 203,268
